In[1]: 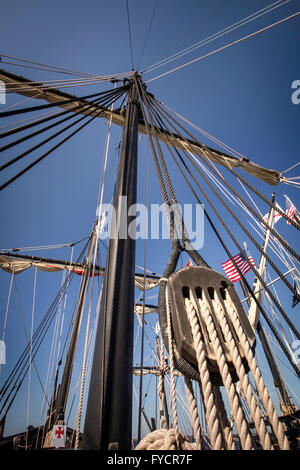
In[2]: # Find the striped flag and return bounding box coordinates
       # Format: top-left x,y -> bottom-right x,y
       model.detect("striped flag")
222,249 -> 256,282
285,195 -> 299,225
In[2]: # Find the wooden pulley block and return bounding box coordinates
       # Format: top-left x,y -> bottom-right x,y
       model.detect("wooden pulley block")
167,266 -> 256,385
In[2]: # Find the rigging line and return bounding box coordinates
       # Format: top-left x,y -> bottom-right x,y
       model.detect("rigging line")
171,146 -> 300,376
25,266 -> 37,450
162,0 -> 229,57
95,82 -> 117,230
0,54 -> 101,78
3,78 -> 122,94
150,95 -> 300,258
0,92 -> 111,171
185,144 -> 300,325
0,69 -> 130,85
0,257 -> 88,419
0,91 -> 45,113
37,271 -> 68,436
146,98 -> 300,364
134,78 -> 169,206
0,69 -> 122,87
0,87 -> 122,154
0,91 -> 126,190
264,329 -> 300,388
155,99 -> 247,161
141,84 -> 199,254
281,161 -> 300,174
12,276 -> 50,408
0,95 -> 113,140
142,0 -> 289,73
0,54 -> 130,83
151,96 -> 300,230
75,232 -> 99,449
126,0 -> 135,70
189,147 -> 300,265
146,10 -> 300,83
0,241 -> 89,404
265,270 -> 296,350
0,85 -> 128,118
0,273 -> 14,378
0,272 -> 74,411
137,0 -> 159,70
194,159 -> 297,274
137,140 -> 150,442
0,107 -> 65,133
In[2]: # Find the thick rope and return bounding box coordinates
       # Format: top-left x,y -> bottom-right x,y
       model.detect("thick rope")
157,335 -> 167,429
165,287 -> 180,447
212,385 -> 236,450
197,295 -> 254,450
184,376 -> 203,449
184,297 -> 224,449
135,428 -> 195,450
225,299 -> 290,450
212,298 -> 274,450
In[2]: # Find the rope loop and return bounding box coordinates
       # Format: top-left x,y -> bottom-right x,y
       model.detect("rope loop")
135,428 -> 195,450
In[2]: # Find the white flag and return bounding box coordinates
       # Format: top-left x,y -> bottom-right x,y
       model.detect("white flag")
262,202 -> 283,225
51,425 -> 66,448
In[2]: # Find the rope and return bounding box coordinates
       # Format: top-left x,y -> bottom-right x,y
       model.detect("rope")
144,94 -> 300,358
143,0 -> 290,74
125,0 -> 134,70
145,110 -> 300,367
165,287 -> 180,447
135,428 -> 195,450
146,11 -> 300,82
0,90 -> 126,191
161,0 -> 229,57
212,385 -> 235,450
0,273 -> 14,378
196,294 -> 254,450
225,299 -> 290,449
210,297 -> 273,449
0,88 -> 122,154
25,267 -> 37,450
184,377 -> 203,449
184,297 -> 224,449
0,54 -> 105,78
137,0 -> 159,70
74,241 -> 97,450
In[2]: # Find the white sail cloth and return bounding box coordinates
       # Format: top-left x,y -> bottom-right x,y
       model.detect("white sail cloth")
0,255 -> 160,290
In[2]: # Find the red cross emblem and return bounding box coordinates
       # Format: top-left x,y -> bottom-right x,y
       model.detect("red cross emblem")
55,426 -> 64,439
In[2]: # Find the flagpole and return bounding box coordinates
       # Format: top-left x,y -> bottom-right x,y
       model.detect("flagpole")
248,193 -> 275,329
244,193 -> 295,415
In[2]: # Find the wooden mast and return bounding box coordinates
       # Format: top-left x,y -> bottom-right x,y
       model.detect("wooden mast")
83,75 -> 139,450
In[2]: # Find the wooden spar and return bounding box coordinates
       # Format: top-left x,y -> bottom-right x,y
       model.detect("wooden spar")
82,77 -> 139,450
52,225 -> 97,424
0,68 -> 281,186
245,194 -> 295,414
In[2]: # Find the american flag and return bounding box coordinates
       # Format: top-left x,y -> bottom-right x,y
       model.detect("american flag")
222,249 -> 256,282
285,196 -> 299,225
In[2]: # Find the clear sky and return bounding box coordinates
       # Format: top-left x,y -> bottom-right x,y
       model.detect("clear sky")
0,0 -> 299,441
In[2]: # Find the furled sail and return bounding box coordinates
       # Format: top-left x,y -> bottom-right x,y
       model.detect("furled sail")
0,252 -> 160,290
0,68 -> 282,186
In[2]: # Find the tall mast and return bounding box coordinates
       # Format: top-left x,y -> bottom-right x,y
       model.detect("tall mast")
83,76 -> 139,450
52,224 -> 98,425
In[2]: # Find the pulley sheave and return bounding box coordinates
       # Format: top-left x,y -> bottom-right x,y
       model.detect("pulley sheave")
165,266 -> 256,385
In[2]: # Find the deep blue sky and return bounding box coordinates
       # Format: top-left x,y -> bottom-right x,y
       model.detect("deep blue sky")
0,0 -> 299,439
